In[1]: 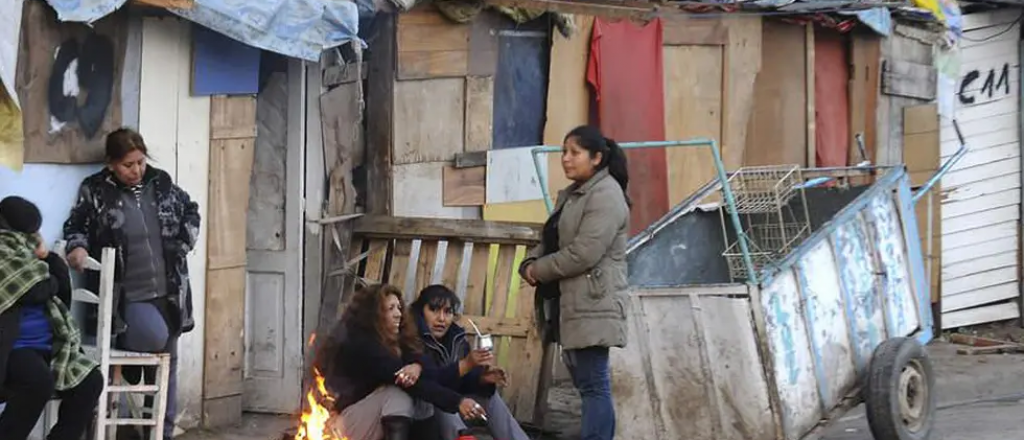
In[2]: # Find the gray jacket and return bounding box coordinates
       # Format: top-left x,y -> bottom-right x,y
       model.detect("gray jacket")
521,168 -> 629,350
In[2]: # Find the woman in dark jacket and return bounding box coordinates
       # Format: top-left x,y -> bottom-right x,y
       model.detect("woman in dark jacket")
321,284 -> 485,440
411,285 -> 529,440
0,196 -> 104,440
62,128 -> 200,439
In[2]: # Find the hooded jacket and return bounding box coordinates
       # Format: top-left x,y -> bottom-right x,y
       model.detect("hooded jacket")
414,311 -> 496,398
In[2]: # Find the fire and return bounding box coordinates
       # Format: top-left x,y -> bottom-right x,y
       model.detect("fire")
295,333 -> 346,440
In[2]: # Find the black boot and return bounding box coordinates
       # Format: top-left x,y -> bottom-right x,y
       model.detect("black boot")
381,415 -> 412,440
410,415 -> 442,440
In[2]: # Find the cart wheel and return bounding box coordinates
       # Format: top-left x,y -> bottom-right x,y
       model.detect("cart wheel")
865,337 -> 936,440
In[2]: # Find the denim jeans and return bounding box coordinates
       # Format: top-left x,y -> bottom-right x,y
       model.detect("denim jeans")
563,347 -> 615,440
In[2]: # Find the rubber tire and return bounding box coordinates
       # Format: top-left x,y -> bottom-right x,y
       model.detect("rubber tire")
865,337 -> 936,440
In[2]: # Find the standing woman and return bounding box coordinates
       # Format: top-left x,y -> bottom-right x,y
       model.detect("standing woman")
63,127 -> 200,439
519,125 -> 630,440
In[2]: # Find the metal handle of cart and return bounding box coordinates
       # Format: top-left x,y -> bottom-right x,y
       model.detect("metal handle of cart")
529,139 -> 763,283
912,119 -> 967,203
529,124 -> 967,286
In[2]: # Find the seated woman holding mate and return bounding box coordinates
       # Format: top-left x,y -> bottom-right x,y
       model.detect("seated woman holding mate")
412,285 -> 530,440
320,283 -> 487,440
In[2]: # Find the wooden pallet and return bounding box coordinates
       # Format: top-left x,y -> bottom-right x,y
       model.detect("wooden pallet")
342,215 -> 550,424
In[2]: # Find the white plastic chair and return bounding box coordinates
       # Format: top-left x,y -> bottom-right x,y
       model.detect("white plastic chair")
47,242 -> 172,440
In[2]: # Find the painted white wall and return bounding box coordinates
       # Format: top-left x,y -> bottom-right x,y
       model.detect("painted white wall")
939,9 -> 1022,328
137,17 -> 211,432
0,164 -> 103,243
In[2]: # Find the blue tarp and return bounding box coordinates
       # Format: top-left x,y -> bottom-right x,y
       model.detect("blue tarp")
45,0 -> 361,61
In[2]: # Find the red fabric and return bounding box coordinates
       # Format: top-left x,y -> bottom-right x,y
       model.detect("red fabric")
587,18 -> 669,236
814,30 -> 850,167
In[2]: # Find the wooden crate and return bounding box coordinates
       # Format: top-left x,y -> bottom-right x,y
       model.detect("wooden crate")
345,215 -> 548,424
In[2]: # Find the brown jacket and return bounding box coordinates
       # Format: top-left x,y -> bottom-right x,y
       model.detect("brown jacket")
522,168 -> 629,350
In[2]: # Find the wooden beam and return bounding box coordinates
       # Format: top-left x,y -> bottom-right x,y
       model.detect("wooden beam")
484,0 -> 659,19
366,14 -> 397,215
456,315 -> 532,338
806,24 -> 816,167
131,0 -> 194,8
353,215 -> 541,245
882,59 -> 936,100
455,151 -> 488,168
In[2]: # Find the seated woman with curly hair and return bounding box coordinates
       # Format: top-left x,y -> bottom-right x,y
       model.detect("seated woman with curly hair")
320,284 -> 486,440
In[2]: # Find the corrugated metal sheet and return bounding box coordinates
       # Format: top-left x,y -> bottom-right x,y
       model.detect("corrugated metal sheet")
939,9 -> 1022,328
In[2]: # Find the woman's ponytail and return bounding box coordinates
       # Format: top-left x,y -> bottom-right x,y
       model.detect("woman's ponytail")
603,137 -> 632,206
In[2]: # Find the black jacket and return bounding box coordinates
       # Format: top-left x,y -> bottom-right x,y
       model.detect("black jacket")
0,253 -> 72,402
63,166 -> 200,336
326,322 -> 463,414
414,312 -> 496,398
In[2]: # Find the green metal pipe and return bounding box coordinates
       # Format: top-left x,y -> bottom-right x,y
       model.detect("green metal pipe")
529,139 -> 760,284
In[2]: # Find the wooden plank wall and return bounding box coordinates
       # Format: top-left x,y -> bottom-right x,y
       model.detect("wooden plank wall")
849,32 -> 882,169
745,20 -> 808,167
391,6 -> 507,220
661,16 -> 761,204
484,15 -> 763,224
876,25 -> 937,166
203,96 -> 257,427
903,104 -> 942,329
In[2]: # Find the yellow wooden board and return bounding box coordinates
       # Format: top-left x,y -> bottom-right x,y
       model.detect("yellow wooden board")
482,199 -> 548,224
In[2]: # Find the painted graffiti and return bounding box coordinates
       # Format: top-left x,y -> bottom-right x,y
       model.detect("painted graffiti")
958,63 -> 1011,105
47,33 -> 115,139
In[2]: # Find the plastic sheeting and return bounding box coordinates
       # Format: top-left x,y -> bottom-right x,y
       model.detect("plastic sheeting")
45,0 -> 360,61
1,0 -> 23,107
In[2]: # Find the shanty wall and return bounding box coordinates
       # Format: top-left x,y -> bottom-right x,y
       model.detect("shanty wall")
384,8 -> 902,230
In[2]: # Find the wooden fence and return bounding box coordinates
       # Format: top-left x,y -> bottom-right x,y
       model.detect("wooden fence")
345,215 -> 549,424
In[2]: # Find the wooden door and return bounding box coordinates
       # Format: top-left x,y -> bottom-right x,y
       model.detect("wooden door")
242,58 -> 304,413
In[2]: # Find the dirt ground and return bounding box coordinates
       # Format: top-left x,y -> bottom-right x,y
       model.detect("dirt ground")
177,337 -> 1024,440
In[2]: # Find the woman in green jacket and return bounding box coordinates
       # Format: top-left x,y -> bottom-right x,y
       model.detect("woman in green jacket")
520,125 -> 630,440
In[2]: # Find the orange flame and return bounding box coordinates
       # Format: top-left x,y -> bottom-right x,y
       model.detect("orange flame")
295,333 -> 346,440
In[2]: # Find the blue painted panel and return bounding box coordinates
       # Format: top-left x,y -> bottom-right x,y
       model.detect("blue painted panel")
831,214 -> 886,374
492,28 -> 549,149
795,240 -> 857,412
760,269 -> 822,438
191,24 -> 261,96
896,177 -> 935,344
864,192 -> 919,338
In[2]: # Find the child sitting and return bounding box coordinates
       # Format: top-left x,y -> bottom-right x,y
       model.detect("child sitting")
0,196 -> 103,440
